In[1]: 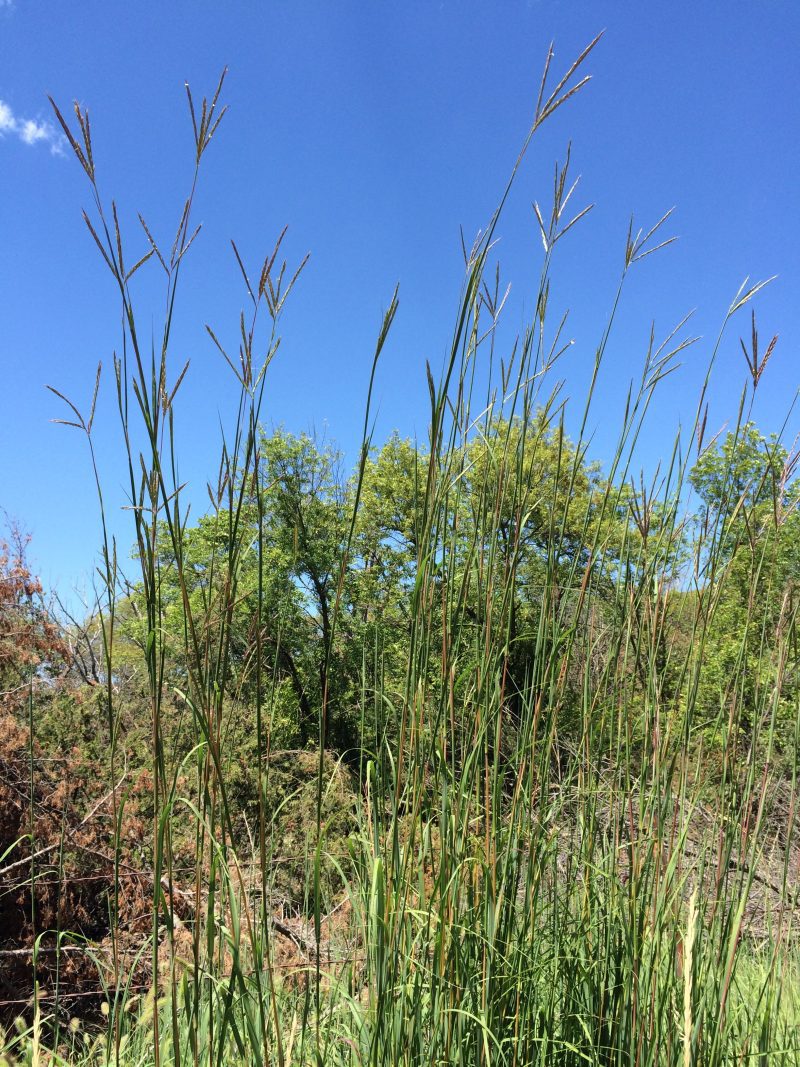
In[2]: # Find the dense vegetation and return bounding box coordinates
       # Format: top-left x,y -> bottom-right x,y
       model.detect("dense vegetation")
3,40 -> 800,1064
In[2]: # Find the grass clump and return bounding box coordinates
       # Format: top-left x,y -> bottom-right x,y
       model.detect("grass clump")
2,34 -> 800,1067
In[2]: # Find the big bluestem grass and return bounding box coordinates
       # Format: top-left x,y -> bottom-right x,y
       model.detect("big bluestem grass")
5,35 -> 800,1067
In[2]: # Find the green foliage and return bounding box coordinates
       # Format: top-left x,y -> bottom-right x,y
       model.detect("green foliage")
690,421 -> 791,560
689,425 -> 800,771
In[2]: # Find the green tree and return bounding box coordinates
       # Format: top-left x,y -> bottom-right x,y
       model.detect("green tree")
689,424 -> 800,762
690,421 -> 788,564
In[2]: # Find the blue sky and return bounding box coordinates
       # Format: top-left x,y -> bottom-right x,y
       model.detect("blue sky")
1,2 -> 799,602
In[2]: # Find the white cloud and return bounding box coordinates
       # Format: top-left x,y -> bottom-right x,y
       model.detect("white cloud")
0,98 -> 65,154
20,118 -> 49,145
0,100 -> 15,132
